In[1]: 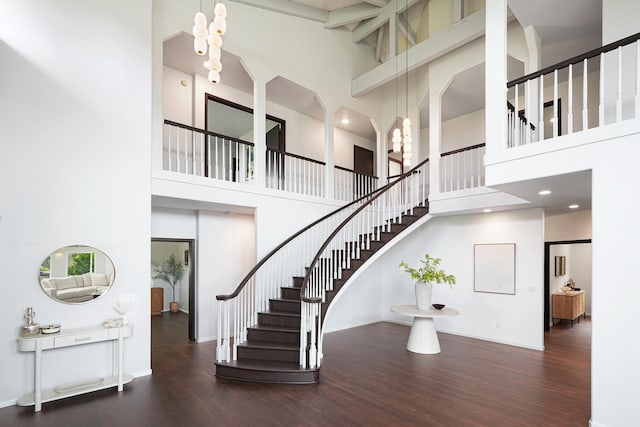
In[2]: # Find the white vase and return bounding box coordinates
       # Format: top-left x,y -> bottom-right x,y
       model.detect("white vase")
415,281 -> 433,310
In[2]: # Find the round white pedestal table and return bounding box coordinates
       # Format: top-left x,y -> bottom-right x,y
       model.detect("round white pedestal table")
390,305 -> 459,354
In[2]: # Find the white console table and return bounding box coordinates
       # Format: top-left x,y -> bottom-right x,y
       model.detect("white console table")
391,305 -> 459,354
17,324 -> 133,412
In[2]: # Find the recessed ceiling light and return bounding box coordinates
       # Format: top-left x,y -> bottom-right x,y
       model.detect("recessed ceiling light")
569,204 -> 579,209
483,208 -> 492,213
538,190 -> 552,195
341,118 -> 349,125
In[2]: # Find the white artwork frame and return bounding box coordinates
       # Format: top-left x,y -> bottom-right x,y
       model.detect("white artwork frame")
474,243 -> 516,295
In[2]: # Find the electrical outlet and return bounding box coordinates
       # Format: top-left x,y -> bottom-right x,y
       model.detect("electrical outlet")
496,322 -> 501,329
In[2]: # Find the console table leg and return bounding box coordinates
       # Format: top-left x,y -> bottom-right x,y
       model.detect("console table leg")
34,340 -> 42,412
117,330 -> 124,391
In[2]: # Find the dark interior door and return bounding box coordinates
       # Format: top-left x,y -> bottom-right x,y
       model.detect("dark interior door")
354,145 -> 374,175
266,122 -> 285,188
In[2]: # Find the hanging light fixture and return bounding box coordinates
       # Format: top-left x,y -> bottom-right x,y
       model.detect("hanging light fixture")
192,1 -> 209,56
192,1 -> 227,84
402,0 -> 412,167
392,0 -> 402,154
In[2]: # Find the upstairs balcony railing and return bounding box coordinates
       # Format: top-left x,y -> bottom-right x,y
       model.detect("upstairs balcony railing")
163,119 -> 381,201
507,31 -> 640,148
440,143 -> 486,192
334,166 -> 378,202
266,149 -> 326,197
163,120 -> 255,184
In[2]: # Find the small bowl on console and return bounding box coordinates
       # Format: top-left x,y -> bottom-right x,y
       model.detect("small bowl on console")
41,324 -> 61,334
432,303 -> 445,310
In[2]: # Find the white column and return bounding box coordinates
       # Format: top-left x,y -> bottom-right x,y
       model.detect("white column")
324,106 -> 335,199
523,25 -> 541,139
428,87 -> 441,196
485,0 -> 508,153
253,78 -> 267,188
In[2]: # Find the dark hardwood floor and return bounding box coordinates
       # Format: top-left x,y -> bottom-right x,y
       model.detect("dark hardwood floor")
1,316 -> 590,426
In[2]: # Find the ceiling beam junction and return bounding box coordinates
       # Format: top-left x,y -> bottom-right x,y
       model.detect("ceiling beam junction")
325,4 -> 383,29
397,12 -> 416,46
227,0 -> 328,22
363,0 -> 390,6
352,0 -> 421,43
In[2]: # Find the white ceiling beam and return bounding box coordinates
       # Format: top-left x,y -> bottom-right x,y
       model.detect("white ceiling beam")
363,0 -> 389,6
375,27 -> 385,63
397,13 -> 416,46
227,0 -> 328,22
352,9 -> 486,97
325,4 -> 382,29
352,0 -> 422,43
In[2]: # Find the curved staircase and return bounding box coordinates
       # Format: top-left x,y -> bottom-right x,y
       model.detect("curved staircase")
215,159 -> 430,383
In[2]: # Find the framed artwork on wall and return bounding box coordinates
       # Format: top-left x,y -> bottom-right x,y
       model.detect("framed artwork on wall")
555,256 -> 566,276
474,243 -> 516,295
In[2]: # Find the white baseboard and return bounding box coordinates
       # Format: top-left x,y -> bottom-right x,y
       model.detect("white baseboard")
0,398 -> 16,409
323,317 -> 382,334
589,419 -> 607,427
132,369 -> 152,378
384,319 -> 545,351
196,335 -> 216,343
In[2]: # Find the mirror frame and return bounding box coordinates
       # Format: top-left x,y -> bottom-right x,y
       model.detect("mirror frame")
38,245 -> 116,304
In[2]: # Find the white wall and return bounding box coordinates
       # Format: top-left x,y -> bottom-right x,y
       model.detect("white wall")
163,66 -> 193,124
0,0 -> 152,406
485,123 -> 640,425
570,243 -> 592,314
545,209 -> 592,241
325,209 -> 545,351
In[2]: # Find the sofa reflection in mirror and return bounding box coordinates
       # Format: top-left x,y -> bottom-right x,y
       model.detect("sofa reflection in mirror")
39,245 -> 115,303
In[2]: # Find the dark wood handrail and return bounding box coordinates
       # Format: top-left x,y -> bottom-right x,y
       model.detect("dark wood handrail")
300,156 -> 430,304
216,184 -> 388,301
164,119 -> 255,147
334,165 -> 379,179
266,148 -> 326,166
507,31 -> 640,88
441,143 -> 486,158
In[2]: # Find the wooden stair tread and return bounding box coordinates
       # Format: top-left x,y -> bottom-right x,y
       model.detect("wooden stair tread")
259,310 -> 301,318
269,298 -> 300,303
216,360 -> 314,372
248,325 -> 299,333
238,340 -> 299,350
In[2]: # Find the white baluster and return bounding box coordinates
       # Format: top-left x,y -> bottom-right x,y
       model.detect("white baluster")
583,59 -> 589,131
617,46 -> 622,123
539,76 -> 545,141
553,69 -> 558,138
599,52 -> 605,126
568,64 -> 574,134
525,80 -> 532,144
636,40 -> 640,118
514,84 -> 520,146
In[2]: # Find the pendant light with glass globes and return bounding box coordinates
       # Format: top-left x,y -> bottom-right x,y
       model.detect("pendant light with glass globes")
192,1 -> 227,84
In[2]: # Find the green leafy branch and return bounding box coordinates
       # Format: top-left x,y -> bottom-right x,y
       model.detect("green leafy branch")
399,254 -> 456,288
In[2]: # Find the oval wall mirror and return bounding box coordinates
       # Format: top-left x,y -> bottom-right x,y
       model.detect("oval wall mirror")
38,245 -> 115,304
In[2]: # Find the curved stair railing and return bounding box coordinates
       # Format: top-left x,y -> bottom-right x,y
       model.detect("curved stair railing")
215,184 -> 388,363
299,158 -> 430,368
215,157 -> 429,369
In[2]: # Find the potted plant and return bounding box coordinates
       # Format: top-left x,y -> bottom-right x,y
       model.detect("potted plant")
400,254 -> 456,310
152,254 -> 185,313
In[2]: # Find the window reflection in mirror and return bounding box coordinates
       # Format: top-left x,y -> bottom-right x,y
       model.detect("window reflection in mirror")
39,245 -> 115,304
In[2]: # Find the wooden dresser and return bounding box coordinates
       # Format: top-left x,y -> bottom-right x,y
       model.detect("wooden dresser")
151,287 -> 164,315
552,290 -> 586,326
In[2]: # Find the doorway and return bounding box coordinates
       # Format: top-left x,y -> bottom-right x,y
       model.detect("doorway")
544,239 -> 592,332
151,239 -> 196,343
